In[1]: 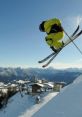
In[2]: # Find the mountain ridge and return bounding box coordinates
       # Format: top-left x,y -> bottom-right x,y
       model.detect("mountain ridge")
0,67 -> 82,83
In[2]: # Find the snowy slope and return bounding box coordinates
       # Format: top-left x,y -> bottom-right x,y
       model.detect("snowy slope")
1,74 -> 82,117
0,92 -> 35,117
20,92 -> 58,117
33,75 -> 82,117
0,92 -> 58,117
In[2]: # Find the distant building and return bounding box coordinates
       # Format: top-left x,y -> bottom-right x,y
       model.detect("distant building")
54,82 -> 67,91
43,82 -> 54,91
55,82 -> 66,88
29,83 -> 44,93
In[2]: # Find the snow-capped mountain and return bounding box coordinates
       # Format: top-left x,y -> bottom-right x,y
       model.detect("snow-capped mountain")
33,75 -> 82,117
0,67 -> 82,83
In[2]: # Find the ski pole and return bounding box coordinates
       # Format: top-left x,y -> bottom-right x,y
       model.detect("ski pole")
63,28 -> 82,56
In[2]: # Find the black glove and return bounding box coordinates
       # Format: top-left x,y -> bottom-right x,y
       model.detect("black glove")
49,24 -> 63,34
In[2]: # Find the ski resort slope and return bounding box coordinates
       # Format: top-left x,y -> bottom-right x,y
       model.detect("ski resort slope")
0,91 -> 58,117
0,75 -> 82,117
20,92 -> 58,117
33,75 -> 82,117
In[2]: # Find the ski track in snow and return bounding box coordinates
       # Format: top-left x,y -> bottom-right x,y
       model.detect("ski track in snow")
19,92 -> 58,117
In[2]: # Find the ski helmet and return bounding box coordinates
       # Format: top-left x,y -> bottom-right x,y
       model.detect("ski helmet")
39,21 -> 45,32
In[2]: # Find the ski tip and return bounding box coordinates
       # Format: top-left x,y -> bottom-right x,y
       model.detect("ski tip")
38,61 -> 41,63
77,25 -> 80,28
42,65 -> 46,68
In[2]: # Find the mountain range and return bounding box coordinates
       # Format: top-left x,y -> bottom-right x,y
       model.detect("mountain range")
0,67 -> 82,84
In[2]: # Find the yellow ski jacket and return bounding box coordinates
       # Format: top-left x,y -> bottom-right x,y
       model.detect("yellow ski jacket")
44,18 -> 64,49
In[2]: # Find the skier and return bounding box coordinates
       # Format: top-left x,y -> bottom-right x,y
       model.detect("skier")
35,96 -> 40,104
39,18 -> 64,53
39,19 -> 82,67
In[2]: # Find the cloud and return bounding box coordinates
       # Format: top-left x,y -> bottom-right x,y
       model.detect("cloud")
63,15 -> 82,29
75,16 -> 82,26
50,61 -> 82,69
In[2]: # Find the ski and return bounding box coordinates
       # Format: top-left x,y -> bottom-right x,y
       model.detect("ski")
42,30 -> 82,67
38,52 -> 55,63
71,25 -> 79,37
64,30 -> 82,46
42,50 -> 60,67
38,25 -> 80,63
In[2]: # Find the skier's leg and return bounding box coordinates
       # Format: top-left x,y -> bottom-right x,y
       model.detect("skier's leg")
50,46 -> 58,53
52,32 -> 64,48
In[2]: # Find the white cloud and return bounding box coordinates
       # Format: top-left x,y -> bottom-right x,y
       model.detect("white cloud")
63,15 -> 82,29
75,16 -> 82,26
50,61 -> 82,69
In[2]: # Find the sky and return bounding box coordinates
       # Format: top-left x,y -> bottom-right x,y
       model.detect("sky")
0,0 -> 82,68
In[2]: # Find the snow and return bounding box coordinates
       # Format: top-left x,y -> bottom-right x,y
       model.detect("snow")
43,82 -> 54,88
29,83 -> 44,87
0,91 -> 58,117
0,82 -> 4,86
1,89 -> 8,93
1,75 -> 82,117
16,80 -> 26,84
33,75 -> 82,117
20,92 -> 58,117
11,84 -> 17,87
